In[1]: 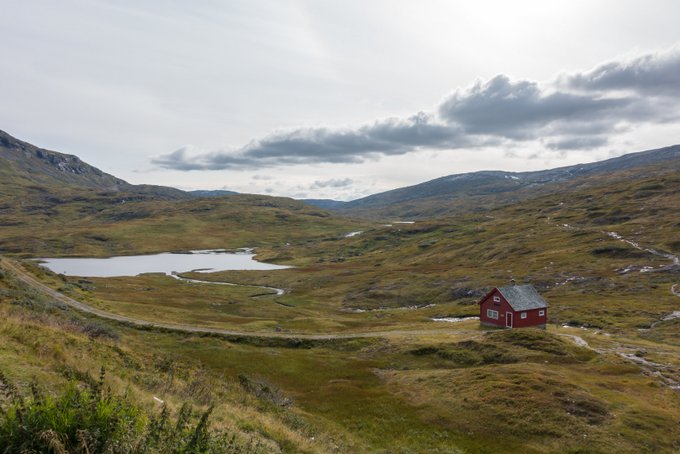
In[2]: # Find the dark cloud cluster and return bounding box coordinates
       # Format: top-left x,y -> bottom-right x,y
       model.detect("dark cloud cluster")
153,47 -> 680,170
154,113 -> 475,170
438,75 -> 629,138
565,47 -> 680,96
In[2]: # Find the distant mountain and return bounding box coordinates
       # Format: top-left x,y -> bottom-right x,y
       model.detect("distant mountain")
0,129 -> 189,200
301,199 -> 348,210
335,144 -> 680,218
190,189 -> 238,198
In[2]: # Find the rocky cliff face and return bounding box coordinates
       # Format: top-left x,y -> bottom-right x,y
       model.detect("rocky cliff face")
1,129 -> 127,190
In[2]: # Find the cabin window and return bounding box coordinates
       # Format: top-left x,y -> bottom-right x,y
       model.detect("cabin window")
539,310 -> 545,316
493,296 -> 501,303
487,309 -> 499,320
520,312 -> 527,319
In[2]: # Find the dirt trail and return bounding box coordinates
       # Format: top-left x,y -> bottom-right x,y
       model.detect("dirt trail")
0,257 -> 472,341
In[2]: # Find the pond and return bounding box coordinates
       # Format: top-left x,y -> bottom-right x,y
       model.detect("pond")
37,249 -> 290,278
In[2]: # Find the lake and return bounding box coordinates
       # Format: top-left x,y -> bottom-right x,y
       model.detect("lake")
37,249 -> 290,277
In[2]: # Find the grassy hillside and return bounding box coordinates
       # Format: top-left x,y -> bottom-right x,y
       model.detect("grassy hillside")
0,193 -> 367,257
3,256 -> 680,453
182,164 -> 678,332
2,132 -> 680,452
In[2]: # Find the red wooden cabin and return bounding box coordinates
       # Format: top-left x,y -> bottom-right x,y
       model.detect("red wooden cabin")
478,284 -> 548,329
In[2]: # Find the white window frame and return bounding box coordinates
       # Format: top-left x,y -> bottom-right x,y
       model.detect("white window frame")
493,296 -> 501,303
520,312 -> 527,319
538,310 -> 545,316
487,309 -> 499,320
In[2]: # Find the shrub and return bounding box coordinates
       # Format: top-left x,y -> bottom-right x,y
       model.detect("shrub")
0,368 -> 264,453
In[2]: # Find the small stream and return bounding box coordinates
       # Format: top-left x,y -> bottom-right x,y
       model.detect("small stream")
169,273 -> 285,296
606,231 -> 680,273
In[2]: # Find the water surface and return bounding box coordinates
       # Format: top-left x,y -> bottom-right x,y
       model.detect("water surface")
38,249 -> 289,277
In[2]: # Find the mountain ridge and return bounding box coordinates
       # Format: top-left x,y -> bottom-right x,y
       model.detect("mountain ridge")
0,129 -> 189,200
302,144 -> 680,218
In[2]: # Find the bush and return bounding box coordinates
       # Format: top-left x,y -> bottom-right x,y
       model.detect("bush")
0,368 -> 264,453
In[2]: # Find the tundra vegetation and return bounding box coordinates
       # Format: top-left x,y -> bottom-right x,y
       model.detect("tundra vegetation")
1,146 -> 680,452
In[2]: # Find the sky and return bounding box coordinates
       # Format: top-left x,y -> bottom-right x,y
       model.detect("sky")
2,1 -> 680,201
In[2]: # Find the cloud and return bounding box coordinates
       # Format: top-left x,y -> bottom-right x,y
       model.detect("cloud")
564,46 -> 680,96
152,146 -> 204,171
438,75 -> 631,139
310,178 -> 353,189
153,112 -> 480,170
153,46 -> 680,171
543,136 -> 609,151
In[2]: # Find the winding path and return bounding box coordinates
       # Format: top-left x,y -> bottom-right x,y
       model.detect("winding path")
0,257 -> 473,341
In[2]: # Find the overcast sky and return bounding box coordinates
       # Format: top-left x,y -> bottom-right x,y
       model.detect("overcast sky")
2,1 -> 680,200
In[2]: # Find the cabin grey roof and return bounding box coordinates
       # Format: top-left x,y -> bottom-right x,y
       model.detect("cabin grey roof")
497,285 -> 548,311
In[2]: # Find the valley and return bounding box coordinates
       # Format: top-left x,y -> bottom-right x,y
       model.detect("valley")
1,130 -> 680,452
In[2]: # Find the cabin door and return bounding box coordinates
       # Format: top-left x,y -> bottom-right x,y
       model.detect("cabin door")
505,312 -> 513,328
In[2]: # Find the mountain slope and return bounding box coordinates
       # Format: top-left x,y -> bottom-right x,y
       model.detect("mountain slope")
0,129 -> 188,199
333,144 -> 680,218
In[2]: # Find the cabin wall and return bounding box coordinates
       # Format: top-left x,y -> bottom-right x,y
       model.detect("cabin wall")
512,307 -> 547,328
479,289 -> 512,327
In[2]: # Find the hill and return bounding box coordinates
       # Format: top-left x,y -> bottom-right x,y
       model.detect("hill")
0,129 -> 189,200
0,130 -> 364,257
328,144 -> 680,218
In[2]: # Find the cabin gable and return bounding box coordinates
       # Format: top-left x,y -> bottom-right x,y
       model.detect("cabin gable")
479,288 -> 513,327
